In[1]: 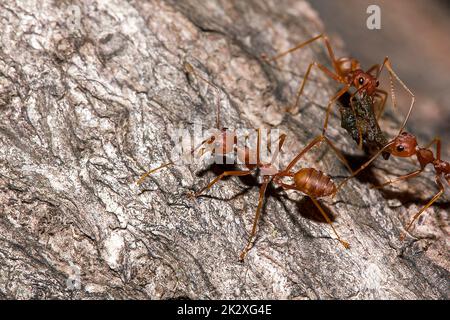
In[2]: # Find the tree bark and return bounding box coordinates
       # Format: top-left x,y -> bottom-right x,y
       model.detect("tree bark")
0,0 -> 448,299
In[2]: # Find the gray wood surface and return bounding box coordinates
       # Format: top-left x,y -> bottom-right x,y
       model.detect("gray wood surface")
0,0 -> 448,299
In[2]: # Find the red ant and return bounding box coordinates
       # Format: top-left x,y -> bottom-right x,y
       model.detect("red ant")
264,34 -> 415,149
335,132 -> 449,240
192,131 -> 352,261
137,63 -> 352,260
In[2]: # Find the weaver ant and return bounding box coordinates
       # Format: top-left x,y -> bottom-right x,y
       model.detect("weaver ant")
139,129 -> 352,261
264,34 -> 415,149
137,63 -> 352,261
336,131 -> 449,240
196,130 -> 355,260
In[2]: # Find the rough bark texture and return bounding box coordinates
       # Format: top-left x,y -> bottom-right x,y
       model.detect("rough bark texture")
0,0 -> 448,299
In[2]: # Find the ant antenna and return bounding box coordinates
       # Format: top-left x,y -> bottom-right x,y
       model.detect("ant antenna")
184,62 -> 222,129
136,162 -> 174,185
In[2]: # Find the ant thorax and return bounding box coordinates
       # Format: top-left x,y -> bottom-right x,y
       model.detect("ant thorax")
259,163 -> 279,176
417,148 -> 435,168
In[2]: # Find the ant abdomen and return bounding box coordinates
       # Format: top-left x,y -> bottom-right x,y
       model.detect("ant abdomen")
336,57 -> 360,77
294,168 -> 337,197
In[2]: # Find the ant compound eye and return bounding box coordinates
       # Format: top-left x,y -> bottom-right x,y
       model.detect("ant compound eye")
401,132 -> 408,136
376,80 -> 380,87
358,77 -> 364,85
396,145 -> 405,152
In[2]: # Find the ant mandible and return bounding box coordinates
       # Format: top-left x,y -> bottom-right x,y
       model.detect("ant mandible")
335,131 -> 449,240
264,34 -> 415,149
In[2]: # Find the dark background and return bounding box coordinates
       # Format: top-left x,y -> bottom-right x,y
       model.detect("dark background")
311,0 -> 450,158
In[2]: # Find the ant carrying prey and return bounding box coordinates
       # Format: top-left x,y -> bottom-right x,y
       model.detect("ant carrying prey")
264,33 -> 415,150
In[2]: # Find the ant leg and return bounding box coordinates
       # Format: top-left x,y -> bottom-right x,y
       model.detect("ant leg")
283,134 -> 353,178
309,196 -> 350,249
136,162 -> 174,185
400,178 -> 444,240
264,34 -> 344,114
257,128 -> 261,165
367,64 -> 380,76
424,137 -> 441,161
269,133 -> 287,164
253,128 -> 285,166
334,140 -> 395,193
378,57 -> 415,136
191,136 -> 214,157
239,176 -> 270,261
321,135 -> 354,174
287,62 -> 342,114
284,135 -> 325,172
268,34 -> 338,70
371,169 -> 423,189
322,85 -> 351,135
374,89 -> 388,121
194,170 -> 253,197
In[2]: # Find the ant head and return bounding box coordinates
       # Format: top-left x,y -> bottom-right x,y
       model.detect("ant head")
352,70 -> 378,95
388,132 -> 418,157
